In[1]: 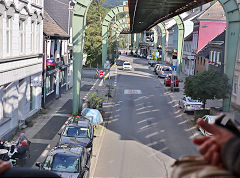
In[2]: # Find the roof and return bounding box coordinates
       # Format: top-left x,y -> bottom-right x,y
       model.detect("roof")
197,1 -> 226,21
52,145 -> 83,157
44,0 -> 70,33
43,10 -> 69,40
184,32 -> 193,41
197,30 -> 225,56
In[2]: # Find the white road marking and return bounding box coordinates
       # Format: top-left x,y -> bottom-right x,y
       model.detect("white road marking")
124,89 -> 142,94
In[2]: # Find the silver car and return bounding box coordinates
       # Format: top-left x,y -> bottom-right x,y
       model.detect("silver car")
199,115 -> 218,136
179,96 -> 203,112
157,66 -> 172,78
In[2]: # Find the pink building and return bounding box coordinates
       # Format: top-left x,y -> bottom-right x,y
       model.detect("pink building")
192,1 -> 226,74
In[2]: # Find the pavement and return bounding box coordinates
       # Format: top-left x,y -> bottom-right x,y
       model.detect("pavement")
93,56 -> 199,178
11,77 -> 106,168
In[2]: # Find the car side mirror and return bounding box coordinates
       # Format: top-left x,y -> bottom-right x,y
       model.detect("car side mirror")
35,162 -> 42,168
86,141 -> 93,148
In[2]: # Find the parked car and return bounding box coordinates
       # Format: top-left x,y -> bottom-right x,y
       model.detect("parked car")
36,145 -> 90,178
157,66 -> 172,78
122,61 -> 132,70
156,65 -> 163,76
147,55 -> 152,60
199,115 -> 218,136
179,96 -> 203,112
153,64 -> 162,74
58,120 -> 94,154
164,74 -> 179,87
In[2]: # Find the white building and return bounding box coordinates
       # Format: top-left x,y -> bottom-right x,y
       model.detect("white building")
0,0 -> 43,138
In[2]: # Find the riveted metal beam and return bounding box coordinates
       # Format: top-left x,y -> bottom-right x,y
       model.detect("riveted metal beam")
157,23 -> 166,61
152,27 -> 158,50
173,15 -> 184,73
136,33 -> 140,54
102,5 -> 128,68
72,0 -> 92,115
218,0 -> 240,112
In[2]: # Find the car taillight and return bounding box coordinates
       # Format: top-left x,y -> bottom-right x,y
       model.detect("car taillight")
201,104 -> 204,107
186,104 -> 190,107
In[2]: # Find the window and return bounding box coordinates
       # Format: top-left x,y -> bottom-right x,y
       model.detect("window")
6,17 -> 11,55
30,86 -> 36,110
210,51 -> 213,62
217,52 -> 220,64
213,51 -> 216,63
19,20 -> 25,54
36,23 -> 39,52
31,22 -> 35,52
46,75 -> 54,95
233,76 -> 238,95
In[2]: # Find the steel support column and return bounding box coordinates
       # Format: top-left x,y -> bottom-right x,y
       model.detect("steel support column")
72,0 -> 92,115
153,27 -> 158,50
102,5 -> 128,68
131,33 -> 134,53
219,0 -> 240,112
173,15 -> 184,71
135,33 -> 140,53
158,23 -> 166,61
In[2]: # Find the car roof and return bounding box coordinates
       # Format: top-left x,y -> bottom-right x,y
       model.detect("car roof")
67,121 -> 89,128
51,145 -> 84,157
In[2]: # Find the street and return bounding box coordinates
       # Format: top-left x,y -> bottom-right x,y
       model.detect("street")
94,55 -> 199,177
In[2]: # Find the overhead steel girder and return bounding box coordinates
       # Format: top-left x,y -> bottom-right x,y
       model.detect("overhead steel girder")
116,23 -> 129,37
173,15 -> 184,69
219,0 -> 240,112
135,33 -> 140,53
102,5 -> 128,68
157,23 -> 166,61
112,16 -> 129,38
72,0 -> 92,115
152,27 -> 158,50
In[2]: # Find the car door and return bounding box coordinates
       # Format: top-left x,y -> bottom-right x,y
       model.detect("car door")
80,150 -> 89,178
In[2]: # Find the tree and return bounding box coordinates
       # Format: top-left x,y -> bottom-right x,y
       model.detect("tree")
84,0 -> 107,67
184,70 -> 231,108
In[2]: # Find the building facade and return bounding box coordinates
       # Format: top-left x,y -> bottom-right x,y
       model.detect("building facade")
42,10 -> 70,106
0,0 -> 43,138
43,0 -> 73,106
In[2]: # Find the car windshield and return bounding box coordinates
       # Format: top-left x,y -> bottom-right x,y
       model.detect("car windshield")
51,153 -> 79,173
163,68 -> 171,71
63,126 -> 90,138
124,63 -> 130,65
187,98 -> 200,102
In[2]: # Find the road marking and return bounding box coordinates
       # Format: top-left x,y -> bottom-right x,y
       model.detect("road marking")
124,89 -> 142,94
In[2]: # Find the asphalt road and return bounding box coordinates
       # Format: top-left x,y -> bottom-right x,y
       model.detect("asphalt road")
94,55 -> 199,177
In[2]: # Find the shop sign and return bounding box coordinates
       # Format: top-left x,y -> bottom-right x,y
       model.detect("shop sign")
46,59 -> 55,67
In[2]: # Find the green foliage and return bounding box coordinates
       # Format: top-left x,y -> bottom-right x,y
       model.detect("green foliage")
84,0 -> 107,68
184,70 -> 231,107
87,92 -> 104,109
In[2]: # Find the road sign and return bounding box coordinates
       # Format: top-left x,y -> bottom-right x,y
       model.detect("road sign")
99,70 -> 104,77
172,66 -> 177,71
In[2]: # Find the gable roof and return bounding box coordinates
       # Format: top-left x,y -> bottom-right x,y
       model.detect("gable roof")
198,1 -> 226,21
43,10 -> 69,39
44,0 -> 70,33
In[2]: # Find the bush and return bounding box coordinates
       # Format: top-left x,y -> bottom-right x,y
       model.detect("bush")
87,92 -> 104,109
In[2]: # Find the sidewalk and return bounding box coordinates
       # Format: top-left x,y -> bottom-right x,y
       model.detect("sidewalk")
12,78 -> 100,167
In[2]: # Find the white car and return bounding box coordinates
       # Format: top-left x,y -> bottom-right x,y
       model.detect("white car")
123,61 -> 132,70
179,96 -> 203,112
199,115 -> 218,136
147,55 -> 152,60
